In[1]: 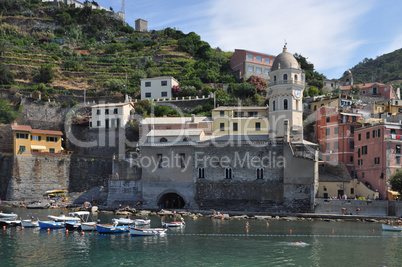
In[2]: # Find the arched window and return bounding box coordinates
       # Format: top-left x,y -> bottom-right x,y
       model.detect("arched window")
284,99 -> 288,110
283,74 -> 288,80
294,74 -> 298,81
273,100 -> 276,111
274,75 -> 277,82
301,75 -> 303,81
160,137 -> 168,142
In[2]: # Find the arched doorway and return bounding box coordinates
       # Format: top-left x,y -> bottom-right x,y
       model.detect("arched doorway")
158,193 -> 185,209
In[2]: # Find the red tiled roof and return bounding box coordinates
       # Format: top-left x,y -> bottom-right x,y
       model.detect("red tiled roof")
342,82 -> 386,91
11,125 -> 32,132
31,129 -> 63,136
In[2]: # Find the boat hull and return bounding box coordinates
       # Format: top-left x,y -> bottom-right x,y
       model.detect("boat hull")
382,224 -> 402,231
0,213 -> 18,220
96,224 -> 129,234
0,220 -> 21,227
65,222 -> 81,231
81,222 -> 97,231
38,221 -> 65,229
134,219 -> 151,226
130,227 -> 167,236
21,220 -> 39,228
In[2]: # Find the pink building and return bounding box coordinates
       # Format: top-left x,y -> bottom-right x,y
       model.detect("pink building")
354,123 -> 402,199
316,107 -> 362,172
342,83 -> 398,99
230,49 -> 276,81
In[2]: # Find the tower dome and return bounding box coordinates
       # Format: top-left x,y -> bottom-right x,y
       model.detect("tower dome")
271,45 -> 300,71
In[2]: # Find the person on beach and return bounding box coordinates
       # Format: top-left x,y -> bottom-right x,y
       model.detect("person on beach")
356,207 -> 360,215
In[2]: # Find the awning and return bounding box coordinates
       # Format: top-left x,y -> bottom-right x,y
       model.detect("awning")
31,145 -> 47,150
388,190 -> 400,195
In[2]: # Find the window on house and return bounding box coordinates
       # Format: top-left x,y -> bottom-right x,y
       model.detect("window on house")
31,135 -> 41,141
105,109 -> 109,115
391,129 -> 396,134
233,123 -> 238,132
145,92 -> 151,98
362,171 -> 364,177
273,101 -> 276,111
397,156 -> 401,164
396,145 -> 401,154
284,99 -> 288,110
294,74 -> 298,81
350,126 -> 355,133
256,67 -> 262,73
350,156 -> 353,162
220,123 -> 225,131
377,129 -> 381,137
358,133 -> 361,141
247,54 -> 254,60
274,75 -> 277,82
116,118 -> 120,128
374,157 -> 380,164
358,148 -> 361,157
46,137 -> 58,142
334,141 -> 339,150
248,112 -> 258,117
314,105 -> 317,111
19,146 -> 26,152
351,188 -> 354,194
326,128 -> 330,136
334,127 -> 339,135
220,111 -> 224,117
255,56 -> 262,62
49,148 -> 55,153
105,119 -> 109,129
157,154 -> 163,168
145,81 -> 151,87
179,153 -> 185,168
247,66 -> 254,71
161,80 -> 167,86
283,74 -> 288,80
160,137 -> 168,142
350,141 -> 354,149
362,145 -> 368,155
90,122 -> 92,127
96,109 -> 101,115
17,133 -> 29,139
255,122 -> 261,131
323,186 -> 327,191
326,117 -> 330,123
352,116 -> 357,122
326,142 -> 330,151
198,167 -> 205,178
257,168 -> 264,179
265,58 -> 270,63
161,91 -> 168,97
265,69 -> 269,74
97,121 -> 101,126
225,168 -> 232,179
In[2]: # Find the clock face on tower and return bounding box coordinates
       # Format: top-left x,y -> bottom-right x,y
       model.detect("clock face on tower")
295,90 -> 301,98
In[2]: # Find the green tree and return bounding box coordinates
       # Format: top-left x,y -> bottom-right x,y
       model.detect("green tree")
0,99 -> 19,124
0,63 -> 14,85
307,86 -> 319,97
233,83 -> 257,98
36,64 -> 54,83
390,170 -> 402,196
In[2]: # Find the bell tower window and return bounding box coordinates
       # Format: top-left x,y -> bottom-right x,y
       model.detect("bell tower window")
294,74 -> 298,81
283,74 -> 288,80
273,100 -> 276,111
274,75 -> 277,82
284,99 -> 288,110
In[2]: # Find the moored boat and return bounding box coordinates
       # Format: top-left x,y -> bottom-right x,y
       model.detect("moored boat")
0,219 -> 21,227
0,212 -> 18,220
162,218 -> 185,228
112,217 -> 134,225
47,215 -> 80,222
38,221 -> 66,229
133,219 -> 151,226
96,224 -> 129,234
21,219 -> 39,228
382,224 -> 402,231
129,227 -> 167,236
65,211 -> 98,231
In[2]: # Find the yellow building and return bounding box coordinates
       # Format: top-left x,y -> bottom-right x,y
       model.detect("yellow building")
12,124 -> 64,156
211,106 -> 269,135
373,99 -> 402,115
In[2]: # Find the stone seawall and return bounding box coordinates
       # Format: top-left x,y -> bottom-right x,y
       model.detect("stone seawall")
6,155 -> 70,201
0,155 -> 14,200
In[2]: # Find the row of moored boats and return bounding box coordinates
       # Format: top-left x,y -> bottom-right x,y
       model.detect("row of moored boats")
0,211 -> 186,236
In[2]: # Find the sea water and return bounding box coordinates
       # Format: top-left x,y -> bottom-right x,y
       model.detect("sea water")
0,207 -> 401,266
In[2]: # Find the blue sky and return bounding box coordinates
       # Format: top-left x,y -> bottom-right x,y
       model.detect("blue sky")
96,0 -> 402,80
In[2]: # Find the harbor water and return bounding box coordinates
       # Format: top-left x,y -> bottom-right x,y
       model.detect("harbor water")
0,207 -> 401,266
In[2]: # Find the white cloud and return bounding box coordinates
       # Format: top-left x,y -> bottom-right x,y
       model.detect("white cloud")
202,0 -> 374,78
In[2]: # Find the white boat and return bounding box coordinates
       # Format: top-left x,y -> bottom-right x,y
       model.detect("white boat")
0,212 -> 18,220
162,218 -> 185,228
65,211 -> 98,231
382,224 -> 402,231
133,219 -> 151,226
21,217 -> 39,228
112,217 -> 134,225
81,222 -> 97,231
47,215 -> 81,222
130,227 -> 167,236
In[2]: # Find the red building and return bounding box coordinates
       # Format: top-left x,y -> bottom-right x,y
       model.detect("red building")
354,123 -> 402,199
230,49 -> 276,81
342,83 -> 399,99
316,106 -> 362,172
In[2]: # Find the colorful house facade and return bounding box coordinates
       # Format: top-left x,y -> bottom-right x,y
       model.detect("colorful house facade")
230,49 -> 276,81
11,124 -> 63,156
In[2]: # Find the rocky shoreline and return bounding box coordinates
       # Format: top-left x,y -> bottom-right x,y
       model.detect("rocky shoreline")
1,200 -> 398,225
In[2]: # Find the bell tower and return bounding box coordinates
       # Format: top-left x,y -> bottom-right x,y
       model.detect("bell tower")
267,45 -> 305,141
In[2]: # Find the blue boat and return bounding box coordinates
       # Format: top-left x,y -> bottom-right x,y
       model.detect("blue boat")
38,221 -> 66,229
96,224 -> 129,234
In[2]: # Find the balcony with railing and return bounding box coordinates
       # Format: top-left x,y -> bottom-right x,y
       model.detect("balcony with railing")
269,79 -> 305,87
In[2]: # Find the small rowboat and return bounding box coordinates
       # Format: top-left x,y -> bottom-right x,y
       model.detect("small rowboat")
38,221 -> 67,229
0,219 -> 21,227
96,224 -> 129,234
112,218 -> 134,225
130,227 -> 167,236
162,218 -> 185,228
382,224 -> 402,231
133,219 -> 151,226
0,212 -> 18,220
21,219 -> 39,228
